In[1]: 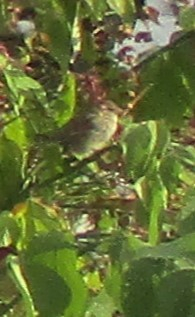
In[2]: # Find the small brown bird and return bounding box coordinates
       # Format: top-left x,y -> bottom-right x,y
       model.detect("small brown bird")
41,100 -> 121,159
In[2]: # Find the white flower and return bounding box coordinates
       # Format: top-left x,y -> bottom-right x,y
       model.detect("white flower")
149,15 -> 181,46
146,0 -> 176,15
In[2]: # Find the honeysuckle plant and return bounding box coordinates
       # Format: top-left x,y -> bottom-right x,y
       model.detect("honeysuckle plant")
0,1 -> 195,316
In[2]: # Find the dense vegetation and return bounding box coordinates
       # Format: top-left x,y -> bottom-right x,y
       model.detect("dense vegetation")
1,0 -> 195,316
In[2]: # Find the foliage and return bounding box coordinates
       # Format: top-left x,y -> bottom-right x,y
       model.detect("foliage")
1,0 -> 195,316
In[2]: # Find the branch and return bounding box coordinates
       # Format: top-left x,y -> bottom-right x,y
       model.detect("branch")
133,30 -> 195,71
27,144 -> 118,191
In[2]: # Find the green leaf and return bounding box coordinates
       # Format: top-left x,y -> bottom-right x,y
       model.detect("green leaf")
178,211 -> 195,236
174,145 -> 195,173
24,231 -> 75,257
4,118 -> 29,151
107,231 -> 127,263
179,7 -> 195,31
152,120 -> 170,158
41,3 -> 74,71
33,144 -> 64,183
134,170 -> 167,244
106,0 -> 134,21
13,200 -> 64,247
177,190 -> 195,236
135,53 -> 190,125
9,257 -> 36,317
169,32 -> 195,103
55,0 -> 78,26
105,263 -> 122,308
98,211 -> 117,231
0,2 -> 9,33
22,230 -> 88,317
160,154 -> 181,192
104,231 -> 147,266
87,289 -> 116,317
136,232 -> 195,263
121,121 -> 157,180
51,73 -> 76,127
157,269 -> 195,317
122,257 -> 176,317
23,263 -> 72,317
0,136 -> 23,210
0,211 -> 20,244
84,0 -> 108,19
4,67 -> 46,101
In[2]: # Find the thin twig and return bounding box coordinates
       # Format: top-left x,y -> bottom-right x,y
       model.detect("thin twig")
26,144 -> 118,191
133,30 -> 195,71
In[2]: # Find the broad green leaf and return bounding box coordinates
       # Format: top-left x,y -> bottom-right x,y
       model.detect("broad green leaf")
84,0 -> 107,19
0,211 -> 20,245
0,54 -> 8,69
169,32 -> 195,103
22,230 -> 88,317
122,257 -> 176,317
160,154 -> 181,192
179,166 -> 195,186
152,120 -> 170,158
4,68 -> 43,91
13,200 -> 64,248
41,4 -> 72,71
53,0 -> 78,27
136,232 -> 195,263
0,1 -> 9,33
174,145 -> 195,173
134,170 -> 167,244
98,211 -> 117,231
33,143 -> 64,183
179,7 -> 195,31
51,73 -> 76,127
57,248 -> 88,317
24,231 -> 75,257
134,177 -> 151,227
135,53 -> 190,125
177,190 -> 195,235
4,118 -> 29,151
0,136 -> 23,210
87,289 -> 116,317
104,231 -> 147,266
9,257 -> 36,317
178,211 -> 195,236
4,67 -> 46,102
125,233 -> 148,256
85,270 -> 102,292
157,269 -> 195,317
105,263 -> 122,308
121,121 -> 157,180
107,231 -> 127,263
80,24 -> 96,65
106,0 -> 134,21
23,263 -> 72,317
